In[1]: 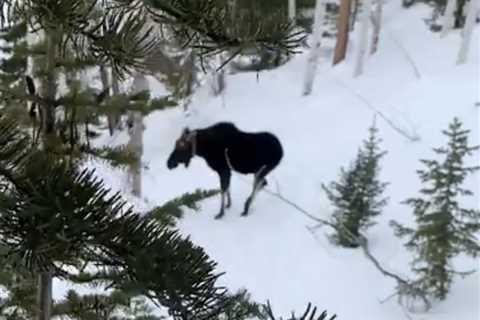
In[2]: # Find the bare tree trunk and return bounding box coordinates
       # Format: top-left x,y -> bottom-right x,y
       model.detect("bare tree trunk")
369,0 -> 383,55
99,65 -> 115,135
26,29 -> 42,95
42,30 -> 58,138
353,0 -> 373,77
457,0 -> 478,64
288,0 -> 296,23
26,25 -> 43,143
303,0 -> 326,95
454,0 -> 467,29
182,51 -> 195,114
110,69 -> 122,130
211,53 -> 226,96
350,0 -> 359,30
128,73 -> 147,197
37,271 -> 52,320
37,29 -> 59,320
441,0 -> 457,37
333,0 -> 352,65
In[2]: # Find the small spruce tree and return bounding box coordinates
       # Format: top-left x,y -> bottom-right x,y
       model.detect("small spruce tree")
323,120 -> 388,247
391,117 -> 480,300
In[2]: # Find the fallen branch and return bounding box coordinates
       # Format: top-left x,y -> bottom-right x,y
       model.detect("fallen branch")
329,78 -> 421,142
385,30 -> 422,79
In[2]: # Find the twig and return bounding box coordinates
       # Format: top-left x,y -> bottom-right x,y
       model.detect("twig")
329,77 -> 421,142
385,29 -> 422,79
400,304 -> 414,320
379,291 -> 399,304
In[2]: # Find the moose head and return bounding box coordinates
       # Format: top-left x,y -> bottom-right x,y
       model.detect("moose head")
167,128 -> 196,169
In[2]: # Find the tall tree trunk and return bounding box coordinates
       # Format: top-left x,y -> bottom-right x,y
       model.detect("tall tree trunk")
99,65 -> 115,135
350,0 -> 359,30
26,25 -> 43,143
454,0 -> 467,29
302,0 -> 326,95
128,73 -> 147,197
211,53 -> 226,96
441,0 -> 457,37
37,29 -> 59,320
457,0 -> 478,64
210,0 -> 239,97
288,0 -> 296,23
369,0 -> 383,55
110,69 -> 122,130
37,271 -> 52,320
353,0 -> 373,77
333,0 -> 352,65
182,51 -> 195,114
41,30 -> 58,139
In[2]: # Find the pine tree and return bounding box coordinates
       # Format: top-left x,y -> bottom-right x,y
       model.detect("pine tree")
0,115 -> 231,319
391,117 -> 480,300
0,102 -> 337,320
323,121 -> 388,247
0,2 -> 323,318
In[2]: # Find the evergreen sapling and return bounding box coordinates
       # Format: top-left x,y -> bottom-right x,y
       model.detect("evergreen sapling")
323,121 -> 388,247
391,117 -> 480,300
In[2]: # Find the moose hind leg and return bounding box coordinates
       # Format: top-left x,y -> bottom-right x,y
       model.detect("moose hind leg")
241,180 -> 263,216
241,165 -> 274,217
226,189 -> 232,208
215,170 -> 231,219
241,176 -> 266,217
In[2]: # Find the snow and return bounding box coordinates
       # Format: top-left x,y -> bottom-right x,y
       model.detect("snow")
54,3 -> 479,320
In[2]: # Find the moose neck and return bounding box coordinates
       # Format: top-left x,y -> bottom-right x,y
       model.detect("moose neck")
193,129 -> 209,158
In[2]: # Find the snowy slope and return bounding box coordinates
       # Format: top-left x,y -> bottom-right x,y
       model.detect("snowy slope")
54,3 -> 479,320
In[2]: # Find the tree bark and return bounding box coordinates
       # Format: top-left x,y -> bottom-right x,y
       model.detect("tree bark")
182,51 -> 195,113
441,0 -> 457,37
454,0 -> 467,29
26,25 -> 43,143
370,0 -> 383,55
350,0 -> 359,30
110,69 -> 122,130
37,271 -> 52,320
128,73 -> 147,197
211,53 -> 226,96
37,29 -> 58,320
302,0 -> 326,95
457,0 -> 478,64
42,30 -> 58,138
333,0 -> 352,65
99,65 -> 115,135
353,0 -> 373,77
288,0 -> 296,23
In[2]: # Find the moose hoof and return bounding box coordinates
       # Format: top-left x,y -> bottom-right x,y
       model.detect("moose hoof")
240,211 -> 248,217
214,212 -> 224,219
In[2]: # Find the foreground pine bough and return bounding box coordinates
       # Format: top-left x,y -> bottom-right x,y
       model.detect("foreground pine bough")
167,122 -> 283,219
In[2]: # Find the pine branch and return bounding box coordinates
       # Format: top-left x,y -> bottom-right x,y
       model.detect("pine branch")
146,189 -> 219,227
262,301 -> 336,320
140,0 -> 306,67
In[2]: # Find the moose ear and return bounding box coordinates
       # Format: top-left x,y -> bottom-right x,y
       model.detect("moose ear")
182,127 -> 190,136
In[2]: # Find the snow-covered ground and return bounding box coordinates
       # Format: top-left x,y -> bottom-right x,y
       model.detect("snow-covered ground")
54,2 -> 479,320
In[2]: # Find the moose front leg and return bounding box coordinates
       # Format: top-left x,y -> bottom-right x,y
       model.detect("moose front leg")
215,170 -> 231,219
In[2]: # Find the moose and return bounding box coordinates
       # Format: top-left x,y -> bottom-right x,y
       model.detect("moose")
167,122 -> 283,219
